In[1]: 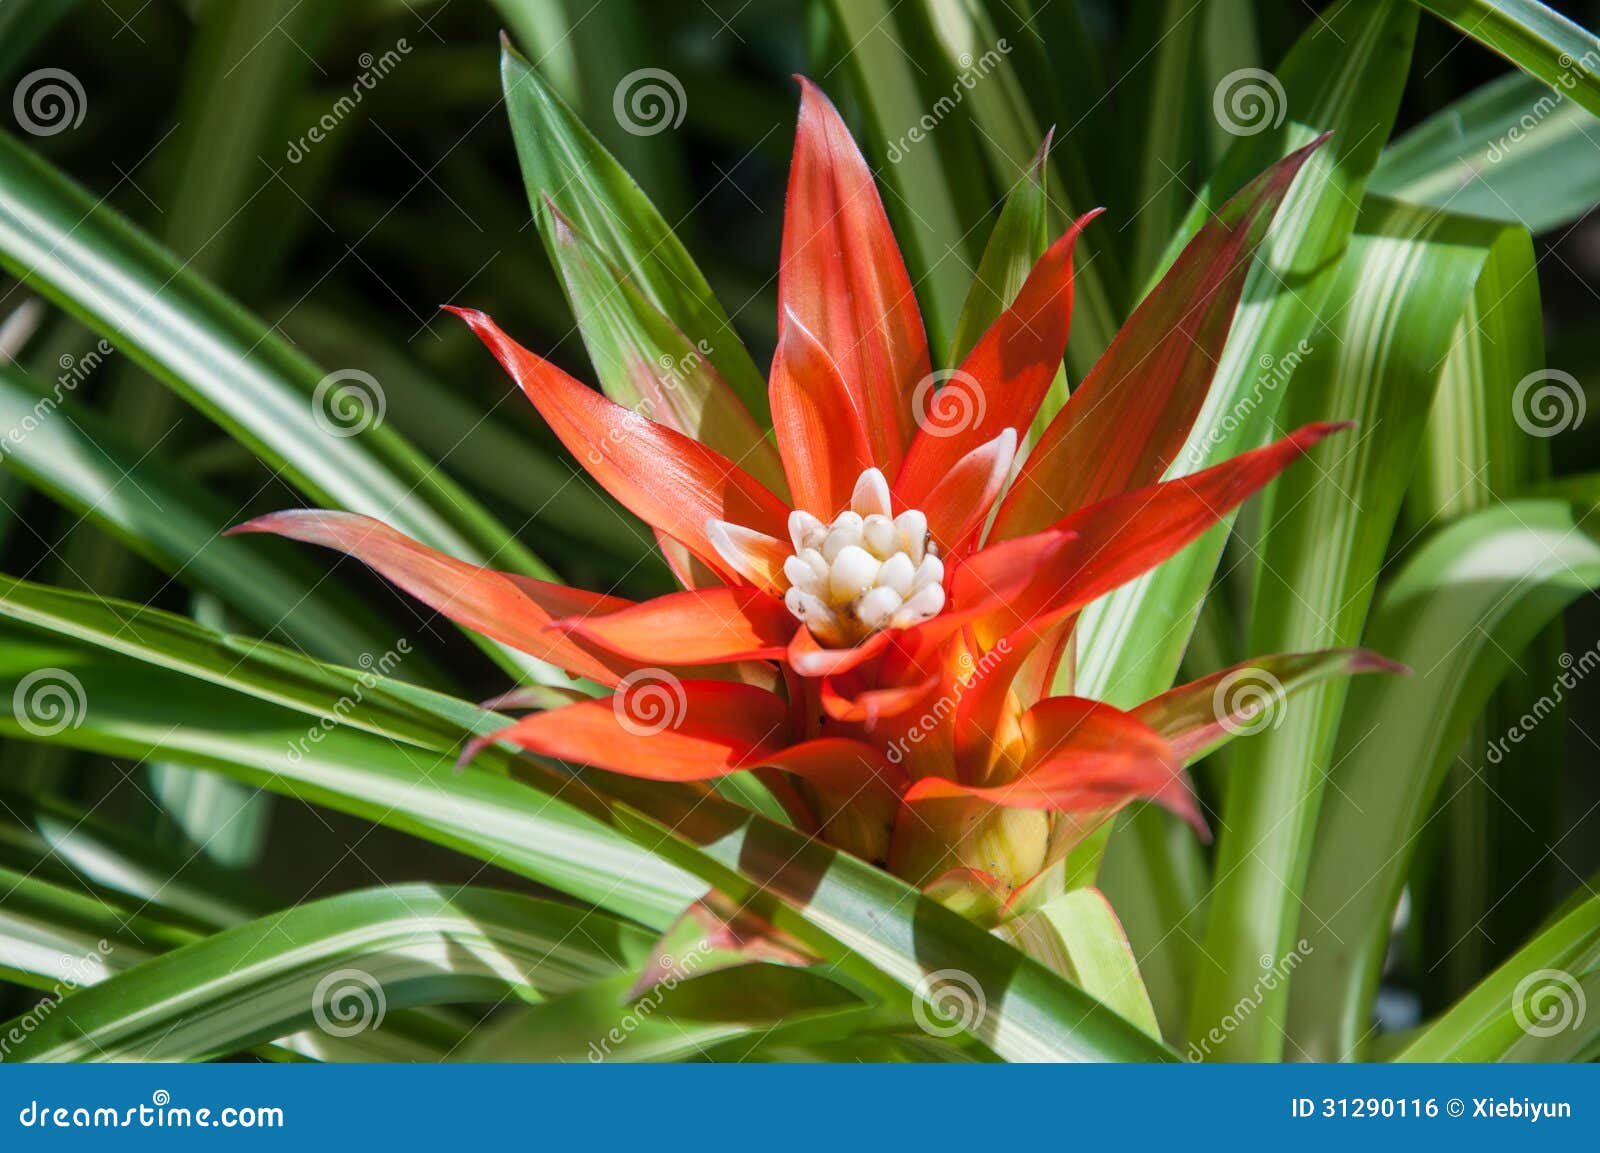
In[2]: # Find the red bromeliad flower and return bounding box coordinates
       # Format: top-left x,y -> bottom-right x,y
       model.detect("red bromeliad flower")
233,80 -> 1398,917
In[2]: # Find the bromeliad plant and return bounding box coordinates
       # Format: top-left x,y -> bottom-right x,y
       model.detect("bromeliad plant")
3,0 -> 1600,1065
234,81 -> 1392,915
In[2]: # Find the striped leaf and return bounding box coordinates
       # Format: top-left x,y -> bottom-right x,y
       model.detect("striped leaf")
0,590 -> 1175,1061
0,364 -> 407,671
1191,200 -> 1525,1060
1372,70 -> 1600,233
1413,0 -> 1600,120
0,885 -> 653,1062
1073,0 -> 1419,709
1289,501 -> 1600,1058
1396,893 -> 1600,1062
501,41 -> 770,425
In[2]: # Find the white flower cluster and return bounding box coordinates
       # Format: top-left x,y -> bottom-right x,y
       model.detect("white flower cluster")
783,469 -> 945,645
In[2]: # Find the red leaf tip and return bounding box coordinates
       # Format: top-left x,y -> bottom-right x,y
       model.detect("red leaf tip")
456,734 -> 495,773
1350,650 -> 1411,677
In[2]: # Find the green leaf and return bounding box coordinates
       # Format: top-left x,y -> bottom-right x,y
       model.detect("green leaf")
1191,200 -> 1523,1061
0,884 -> 653,1061
0,629 -> 705,929
542,207 -> 787,495
1372,70 -> 1600,233
0,864 -> 179,988
0,788 -> 268,932
0,574 -> 461,750
490,0 -> 687,213
500,40 -> 770,425
818,0 -> 979,363
1399,215 -> 1557,1007
0,589 -> 1174,1061
949,138 -> 1049,366
946,136 -> 1067,443
1074,0 -> 1419,709
0,131 -> 568,685
996,887 -> 1162,1041
1288,501 -> 1600,1059
278,306 -> 662,571
0,862 -> 466,1061
1396,893 -> 1600,1061
1412,0 -> 1600,120
1125,0 -> 1206,288
458,965 -> 871,1062
1067,0 -> 1419,1030
0,363 -> 411,671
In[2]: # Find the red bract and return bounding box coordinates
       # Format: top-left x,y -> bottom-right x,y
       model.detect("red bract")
232,80 -> 1400,909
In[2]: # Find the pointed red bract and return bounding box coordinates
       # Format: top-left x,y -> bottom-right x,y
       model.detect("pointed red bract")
1134,648 -> 1408,765
544,203 -> 789,497
993,136 -> 1327,540
919,428 -> 1017,556
754,738 -> 909,811
769,312 -> 874,518
449,306 -> 791,584
556,586 -> 797,664
895,211 -> 1099,507
781,78 -> 930,476
907,697 -> 1201,834
819,671 -> 940,725
464,681 -> 791,781
227,510 -> 636,686
958,423 -> 1351,639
